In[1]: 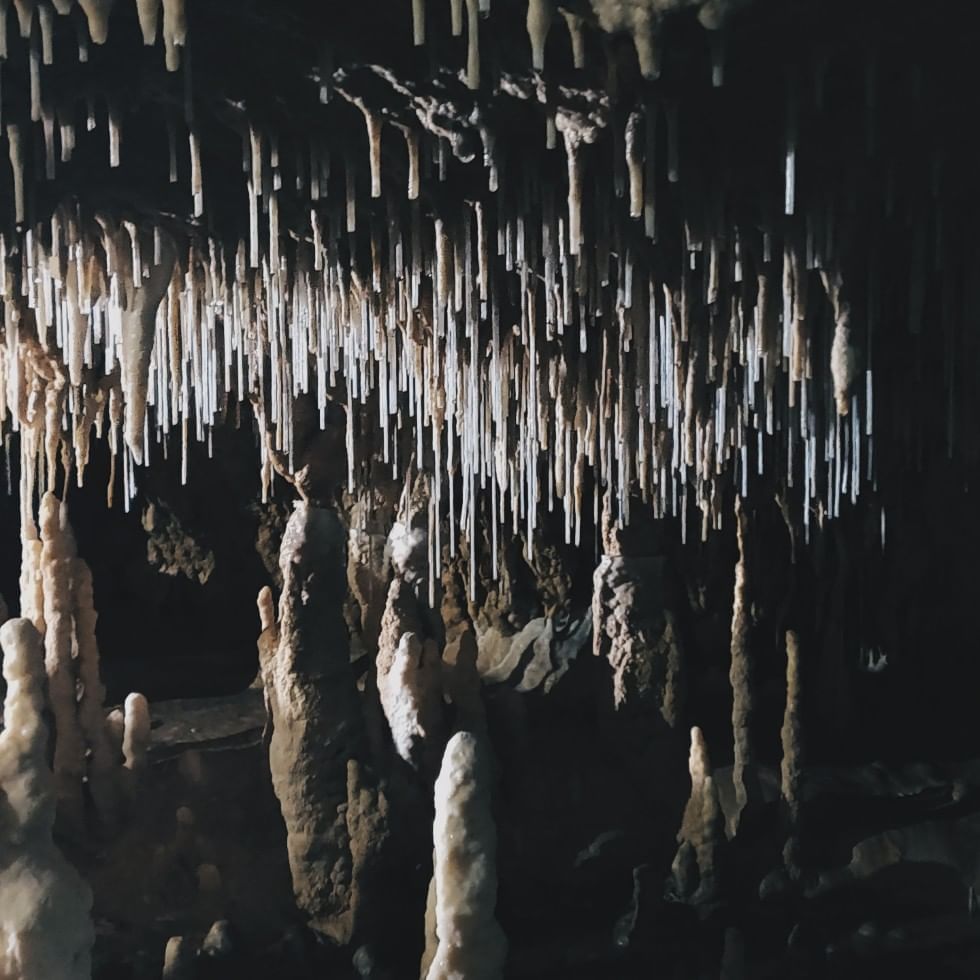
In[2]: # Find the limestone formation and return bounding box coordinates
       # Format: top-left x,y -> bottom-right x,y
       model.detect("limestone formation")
425,732 -> 506,980
592,549 -> 684,725
0,618 -> 94,980
266,500 -> 381,943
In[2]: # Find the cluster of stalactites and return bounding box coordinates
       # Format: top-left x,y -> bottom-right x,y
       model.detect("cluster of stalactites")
0,148 -> 882,588
410,0 -> 742,87
0,0 -> 188,75
0,0 -> 918,587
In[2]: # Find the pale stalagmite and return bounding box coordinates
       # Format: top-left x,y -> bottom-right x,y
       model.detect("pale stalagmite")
0,618 -> 94,980
426,732 -> 506,980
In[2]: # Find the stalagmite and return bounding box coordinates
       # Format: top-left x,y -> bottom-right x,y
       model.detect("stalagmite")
0,618 -> 94,980
592,513 -> 684,725
162,936 -> 196,979
425,732 -> 506,980
780,630 -> 803,820
267,501 -> 377,943
673,726 -> 723,902
420,871 -> 438,978
719,928 -> 746,980
73,557 -> 118,829
122,692 -> 150,772
377,475 -> 444,771
781,629 -> 803,869
729,495 -> 752,831
39,492 -> 87,835
19,496 -> 45,636
377,631 -> 444,771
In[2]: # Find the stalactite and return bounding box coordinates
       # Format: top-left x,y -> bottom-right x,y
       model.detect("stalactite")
625,110 -> 643,219
0,12 -> 952,600
560,6 -> 585,68
361,106 -> 383,199
464,0 -> 479,89
7,123 -> 26,224
526,0 -> 551,72
162,0 -> 186,71
12,0 -> 35,37
136,0 -> 160,44
117,224 -> 177,463
38,0 -> 53,62
78,0 -> 113,44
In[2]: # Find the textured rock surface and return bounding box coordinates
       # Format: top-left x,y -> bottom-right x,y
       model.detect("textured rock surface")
426,732 -> 506,980
593,555 -> 684,724
0,618 -> 94,980
267,501 -> 382,943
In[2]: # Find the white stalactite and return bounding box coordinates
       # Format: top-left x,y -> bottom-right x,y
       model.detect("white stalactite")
78,0 -> 114,43
526,0 -> 551,72
135,0 -> 160,43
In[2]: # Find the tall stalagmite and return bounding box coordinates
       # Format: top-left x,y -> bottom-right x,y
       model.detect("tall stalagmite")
425,731 -> 506,980
729,496 -> 753,830
0,618 -> 94,980
267,500 -> 381,943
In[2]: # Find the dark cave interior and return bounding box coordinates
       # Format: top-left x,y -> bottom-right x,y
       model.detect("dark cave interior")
0,2 -> 979,979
